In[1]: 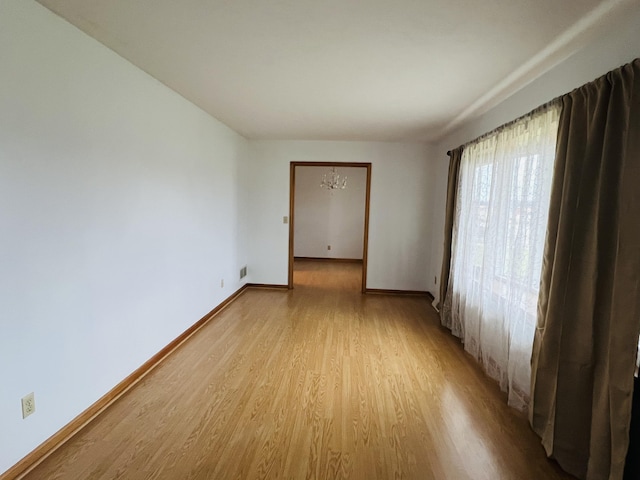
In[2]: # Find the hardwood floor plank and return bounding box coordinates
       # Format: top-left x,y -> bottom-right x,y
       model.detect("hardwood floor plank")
21,260 -> 573,479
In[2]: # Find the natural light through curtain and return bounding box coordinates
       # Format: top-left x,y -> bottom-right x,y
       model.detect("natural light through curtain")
443,104 -> 560,410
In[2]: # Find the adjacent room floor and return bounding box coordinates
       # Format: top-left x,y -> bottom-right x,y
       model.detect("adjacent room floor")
23,260 -> 573,479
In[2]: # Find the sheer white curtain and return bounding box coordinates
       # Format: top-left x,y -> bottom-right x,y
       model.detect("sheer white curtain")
443,104 -> 560,410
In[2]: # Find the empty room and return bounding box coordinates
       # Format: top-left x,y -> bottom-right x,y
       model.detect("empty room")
1,1 -> 640,479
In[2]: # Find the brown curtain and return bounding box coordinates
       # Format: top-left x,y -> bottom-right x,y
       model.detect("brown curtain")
530,58 -> 640,480
438,146 -> 463,314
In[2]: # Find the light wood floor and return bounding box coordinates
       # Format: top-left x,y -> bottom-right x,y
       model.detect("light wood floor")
23,260 -> 573,479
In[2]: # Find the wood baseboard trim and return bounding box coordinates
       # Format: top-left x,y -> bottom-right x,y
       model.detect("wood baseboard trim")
294,257 -> 363,263
245,283 -> 290,290
0,285 -> 249,480
366,289 -> 434,300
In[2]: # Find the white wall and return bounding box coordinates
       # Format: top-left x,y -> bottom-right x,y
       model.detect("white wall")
294,166 -> 366,259
429,7 -> 640,303
245,140 -> 434,291
0,1 -> 248,473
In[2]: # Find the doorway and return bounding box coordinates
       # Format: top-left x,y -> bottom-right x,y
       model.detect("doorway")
288,162 -> 371,293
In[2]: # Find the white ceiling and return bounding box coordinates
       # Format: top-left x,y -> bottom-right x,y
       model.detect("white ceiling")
36,0 -> 633,142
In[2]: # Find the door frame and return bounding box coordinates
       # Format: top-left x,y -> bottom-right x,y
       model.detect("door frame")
288,161 -> 372,293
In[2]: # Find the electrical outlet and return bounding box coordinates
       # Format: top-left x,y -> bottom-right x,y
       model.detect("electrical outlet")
240,266 -> 247,279
327,245 -> 331,250
220,278 -> 224,288
22,392 -> 35,419
434,276 -> 437,285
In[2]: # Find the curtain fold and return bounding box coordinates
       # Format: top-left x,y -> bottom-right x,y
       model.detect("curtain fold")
530,58 -> 640,480
439,147 -> 463,313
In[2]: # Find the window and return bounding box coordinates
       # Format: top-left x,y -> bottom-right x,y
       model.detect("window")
444,104 -> 560,410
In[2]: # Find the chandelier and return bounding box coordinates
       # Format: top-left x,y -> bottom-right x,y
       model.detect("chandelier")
320,167 -> 347,190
